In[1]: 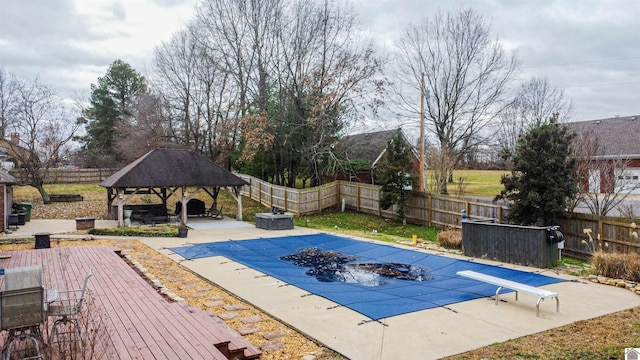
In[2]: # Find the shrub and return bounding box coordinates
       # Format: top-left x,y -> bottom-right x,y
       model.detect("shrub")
592,252 -> 640,282
89,225 -> 178,237
583,225 -> 640,282
437,229 -> 462,249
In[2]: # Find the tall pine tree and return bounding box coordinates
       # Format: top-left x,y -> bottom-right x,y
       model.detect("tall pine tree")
83,60 -> 146,166
496,116 -> 577,225
374,130 -> 417,223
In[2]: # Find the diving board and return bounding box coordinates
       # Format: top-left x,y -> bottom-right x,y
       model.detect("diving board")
457,270 -> 559,317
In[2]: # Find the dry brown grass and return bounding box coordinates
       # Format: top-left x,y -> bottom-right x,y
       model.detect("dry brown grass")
592,252 -> 640,283
437,228 -> 462,249
441,307 -> 640,360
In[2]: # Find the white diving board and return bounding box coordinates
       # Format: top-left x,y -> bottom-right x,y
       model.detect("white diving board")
457,270 -> 559,317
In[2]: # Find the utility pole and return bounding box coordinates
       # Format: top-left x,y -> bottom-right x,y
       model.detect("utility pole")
419,73 -> 426,192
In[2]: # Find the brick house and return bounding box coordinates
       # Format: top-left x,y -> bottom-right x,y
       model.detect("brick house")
329,129 -> 420,184
0,170 -> 17,233
566,115 -> 640,194
0,133 -> 31,169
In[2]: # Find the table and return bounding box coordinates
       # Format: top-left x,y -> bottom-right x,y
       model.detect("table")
255,213 -> 294,230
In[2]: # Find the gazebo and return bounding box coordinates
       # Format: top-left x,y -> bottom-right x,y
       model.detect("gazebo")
99,148 -> 248,227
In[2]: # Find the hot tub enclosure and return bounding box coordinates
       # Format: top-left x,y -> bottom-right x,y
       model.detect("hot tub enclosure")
462,220 -> 560,268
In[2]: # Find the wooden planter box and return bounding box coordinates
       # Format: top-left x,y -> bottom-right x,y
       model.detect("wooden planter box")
462,221 -> 560,268
48,194 -> 84,203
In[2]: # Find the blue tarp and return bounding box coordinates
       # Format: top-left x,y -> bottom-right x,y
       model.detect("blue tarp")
170,233 -> 563,320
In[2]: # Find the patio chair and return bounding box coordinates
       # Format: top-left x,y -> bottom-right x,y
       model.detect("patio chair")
0,286 -> 45,360
4,265 -> 43,290
207,204 -> 223,219
48,268 -> 92,348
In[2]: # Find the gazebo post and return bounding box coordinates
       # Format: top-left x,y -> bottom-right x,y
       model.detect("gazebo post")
180,186 -> 188,226
235,186 -> 243,221
117,189 -> 124,227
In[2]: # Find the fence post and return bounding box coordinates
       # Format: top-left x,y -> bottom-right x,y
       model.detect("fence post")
377,187 -> 381,216
284,187 -> 287,211
428,195 -> 432,227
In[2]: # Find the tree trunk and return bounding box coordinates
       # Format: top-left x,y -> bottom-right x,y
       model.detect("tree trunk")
35,184 -> 50,203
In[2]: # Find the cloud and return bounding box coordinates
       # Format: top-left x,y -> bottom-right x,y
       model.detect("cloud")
0,0 -> 197,98
353,0 -> 640,120
1,0 -> 638,121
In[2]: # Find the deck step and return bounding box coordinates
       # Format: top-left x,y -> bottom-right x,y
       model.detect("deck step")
180,304 -> 261,360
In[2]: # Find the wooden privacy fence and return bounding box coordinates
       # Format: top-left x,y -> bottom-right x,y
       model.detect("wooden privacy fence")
238,174 -> 640,259
558,213 -> 640,259
238,174 -> 507,226
10,168 -> 117,184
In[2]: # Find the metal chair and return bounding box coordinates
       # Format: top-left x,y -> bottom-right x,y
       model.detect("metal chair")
207,204 -> 224,219
47,268 -> 92,348
4,265 -> 43,290
0,286 -> 45,360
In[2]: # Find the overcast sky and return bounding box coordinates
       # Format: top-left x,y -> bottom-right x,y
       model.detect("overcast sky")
1,0 -> 639,122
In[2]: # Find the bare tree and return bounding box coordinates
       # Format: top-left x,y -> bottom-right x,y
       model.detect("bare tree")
496,77 -> 573,160
0,67 -> 18,139
7,75 -> 83,201
572,128 -> 640,216
396,9 -> 519,194
114,90 -> 173,164
152,28 -> 200,147
269,0 -> 386,186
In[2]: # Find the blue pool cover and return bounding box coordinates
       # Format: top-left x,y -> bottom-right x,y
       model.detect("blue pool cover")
169,233 -> 563,320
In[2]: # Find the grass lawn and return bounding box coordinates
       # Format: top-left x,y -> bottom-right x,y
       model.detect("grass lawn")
426,169 -> 508,197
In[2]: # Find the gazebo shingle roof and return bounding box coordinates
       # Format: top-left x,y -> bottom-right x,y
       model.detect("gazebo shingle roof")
99,148 -> 248,188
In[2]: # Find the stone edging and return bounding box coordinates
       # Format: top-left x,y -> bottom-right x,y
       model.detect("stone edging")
587,274 -> 640,296
123,253 -> 186,302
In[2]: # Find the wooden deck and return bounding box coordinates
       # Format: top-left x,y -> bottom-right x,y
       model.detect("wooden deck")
0,246 -> 261,359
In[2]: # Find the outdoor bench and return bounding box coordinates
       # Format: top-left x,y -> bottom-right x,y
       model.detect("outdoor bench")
456,270 -> 559,317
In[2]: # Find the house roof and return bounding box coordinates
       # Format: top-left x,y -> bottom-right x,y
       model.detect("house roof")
336,129 -> 416,166
99,148 -> 248,188
566,115 -> 640,158
0,170 -> 16,184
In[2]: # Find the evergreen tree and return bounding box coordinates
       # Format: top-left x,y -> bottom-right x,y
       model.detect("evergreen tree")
496,116 -> 577,225
374,130 -> 417,223
83,60 -> 146,166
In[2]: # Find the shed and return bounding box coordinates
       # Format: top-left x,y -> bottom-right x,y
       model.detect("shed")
0,170 -> 16,232
99,148 -> 248,227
